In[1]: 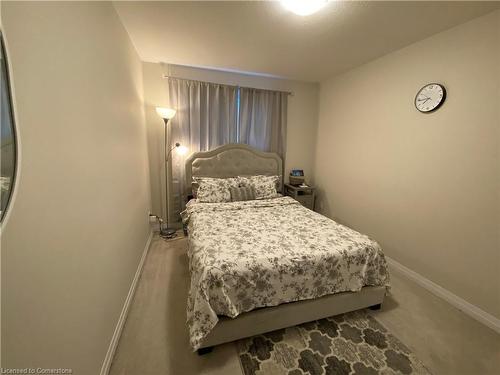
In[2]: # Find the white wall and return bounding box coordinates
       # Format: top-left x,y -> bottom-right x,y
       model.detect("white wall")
142,62 -> 168,221
1,2 -> 151,373
314,10 -> 500,319
143,62 -> 319,217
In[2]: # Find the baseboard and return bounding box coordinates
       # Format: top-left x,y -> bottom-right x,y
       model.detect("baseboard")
99,230 -> 153,375
386,256 -> 500,334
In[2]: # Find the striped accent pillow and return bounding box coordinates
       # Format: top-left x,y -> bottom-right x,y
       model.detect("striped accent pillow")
229,186 -> 256,202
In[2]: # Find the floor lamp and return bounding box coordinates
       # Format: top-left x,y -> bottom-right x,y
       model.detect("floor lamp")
156,107 -> 179,239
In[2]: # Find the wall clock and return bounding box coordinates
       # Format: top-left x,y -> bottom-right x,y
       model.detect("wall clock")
414,83 -> 446,113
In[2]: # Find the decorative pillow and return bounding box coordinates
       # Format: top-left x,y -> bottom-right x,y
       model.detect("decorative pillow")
230,186 -> 256,202
239,175 -> 279,200
195,177 -> 240,203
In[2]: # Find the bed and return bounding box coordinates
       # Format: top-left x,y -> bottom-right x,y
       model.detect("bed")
181,144 -> 390,353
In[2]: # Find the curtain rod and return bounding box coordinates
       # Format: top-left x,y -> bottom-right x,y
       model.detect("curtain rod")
162,75 -> 294,96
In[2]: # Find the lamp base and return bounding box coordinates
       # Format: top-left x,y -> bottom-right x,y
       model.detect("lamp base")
159,227 -> 177,239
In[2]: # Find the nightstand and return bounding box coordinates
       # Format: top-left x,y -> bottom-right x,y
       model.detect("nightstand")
284,183 -> 316,210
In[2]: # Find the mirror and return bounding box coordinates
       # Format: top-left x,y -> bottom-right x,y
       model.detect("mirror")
1,31 -> 17,222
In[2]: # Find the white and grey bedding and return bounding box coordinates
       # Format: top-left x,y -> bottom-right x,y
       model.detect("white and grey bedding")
181,196 -> 390,350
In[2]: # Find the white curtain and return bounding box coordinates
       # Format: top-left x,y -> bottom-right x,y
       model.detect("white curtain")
239,88 -> 288,158
167,78 -> 238,221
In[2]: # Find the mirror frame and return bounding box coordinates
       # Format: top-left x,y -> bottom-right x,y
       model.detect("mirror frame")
0,30 -> 18,223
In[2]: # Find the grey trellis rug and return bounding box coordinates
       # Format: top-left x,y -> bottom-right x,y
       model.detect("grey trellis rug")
236,310 -> 431,375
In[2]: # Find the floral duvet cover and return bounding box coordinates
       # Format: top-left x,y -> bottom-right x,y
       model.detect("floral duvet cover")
181,196 -> 390,350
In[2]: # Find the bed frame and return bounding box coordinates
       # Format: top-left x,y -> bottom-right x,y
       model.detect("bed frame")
185,143 -> 385,354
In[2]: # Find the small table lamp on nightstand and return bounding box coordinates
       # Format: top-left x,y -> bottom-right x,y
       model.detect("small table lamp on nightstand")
284,183 -> 316,210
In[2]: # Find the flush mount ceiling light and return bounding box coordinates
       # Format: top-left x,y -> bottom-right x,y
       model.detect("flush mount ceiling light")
281,0 -> 328,16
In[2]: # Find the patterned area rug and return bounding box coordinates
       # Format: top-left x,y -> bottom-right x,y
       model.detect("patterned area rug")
236,310 -> 431,375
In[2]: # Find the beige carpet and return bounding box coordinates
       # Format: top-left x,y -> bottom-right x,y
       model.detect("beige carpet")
109,234 -> 500,375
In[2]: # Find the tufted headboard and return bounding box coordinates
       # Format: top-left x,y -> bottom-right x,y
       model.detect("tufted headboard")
185,144 -> 283,196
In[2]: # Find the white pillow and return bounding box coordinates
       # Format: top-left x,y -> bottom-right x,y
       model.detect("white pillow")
239,175 -> 279,200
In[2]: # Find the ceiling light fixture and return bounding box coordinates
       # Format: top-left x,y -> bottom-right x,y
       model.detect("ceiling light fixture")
281,0 -> 327,16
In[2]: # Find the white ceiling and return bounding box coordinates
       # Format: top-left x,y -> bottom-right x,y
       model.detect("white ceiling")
114,1 -> 499,82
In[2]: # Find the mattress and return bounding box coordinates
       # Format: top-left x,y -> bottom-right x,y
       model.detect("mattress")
181,196 -> 390,350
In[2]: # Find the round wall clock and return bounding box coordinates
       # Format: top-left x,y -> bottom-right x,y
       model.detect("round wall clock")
414,83 -> 446,113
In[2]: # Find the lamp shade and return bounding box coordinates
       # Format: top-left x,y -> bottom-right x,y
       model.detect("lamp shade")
156,107 -> 176,120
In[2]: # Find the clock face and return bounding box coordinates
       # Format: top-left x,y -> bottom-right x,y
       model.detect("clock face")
415,83 -> 446,113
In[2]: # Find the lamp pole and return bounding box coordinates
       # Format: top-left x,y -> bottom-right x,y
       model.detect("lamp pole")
156,107 -> 177,239
162,126 -> 179,238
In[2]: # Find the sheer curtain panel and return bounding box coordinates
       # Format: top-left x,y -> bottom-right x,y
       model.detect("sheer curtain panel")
239,88 -> 288,157
167,78 -> 238,220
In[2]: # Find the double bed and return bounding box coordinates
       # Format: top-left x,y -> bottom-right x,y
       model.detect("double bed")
181,144 -> 390,353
